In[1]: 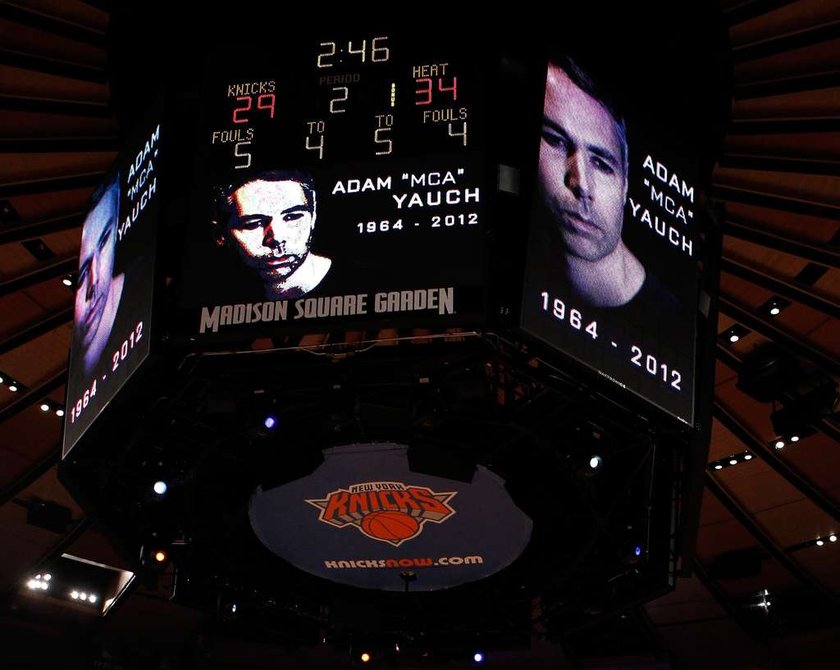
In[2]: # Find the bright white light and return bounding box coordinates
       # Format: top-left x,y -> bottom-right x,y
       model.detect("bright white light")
88,594 -> 97,604
40,582 -> 49,590
79,592 -> 87,601
714,464 -> 723,470
8,384 -> 18,392
43,574 -> 51,581
769,306 -> 781,316
729,334 -> 740,343
790,435 -> 800,443
474,652 -> 485,663
40,403 -> 50,412
829,535 -> 837,543
26,579 -> 38,590
730,459 -> 738,465
153,480 -> 168,495
589,455 -> 602,469
56,409 -> 65,417
774,440 -> 785,449
61,277 -> 73,287
744,454 -> 753,460
816,539 -> 824,547
70,591 -> 79,599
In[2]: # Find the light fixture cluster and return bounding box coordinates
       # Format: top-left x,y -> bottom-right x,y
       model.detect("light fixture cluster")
69,589 -> 98,604
25,573 -> 51,591
813,533 -> 838,548
38,399 -> 65,417
753,588 -> 772,611
771,435 -> 801,450
720,324 -> 749,345
709,451 -> 754,471
0,370 -> 23,393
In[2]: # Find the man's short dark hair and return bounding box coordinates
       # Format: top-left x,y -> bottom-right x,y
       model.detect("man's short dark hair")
548,54 -> 628,174
212,169 -> 316,228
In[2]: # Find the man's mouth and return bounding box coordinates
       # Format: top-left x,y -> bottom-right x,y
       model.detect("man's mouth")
561,209 -> 599,234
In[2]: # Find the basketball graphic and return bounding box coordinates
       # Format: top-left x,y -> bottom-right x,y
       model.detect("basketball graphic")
306,481 -> 457,546
361,510 -> 420,543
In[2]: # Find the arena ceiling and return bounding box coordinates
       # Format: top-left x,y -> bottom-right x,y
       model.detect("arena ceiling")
0,1 -> 838,668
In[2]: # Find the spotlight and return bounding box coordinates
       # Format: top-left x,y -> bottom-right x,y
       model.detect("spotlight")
39,403 -> 50,412
830,535 -> 837,543
70,591 -> 79,600
762,296 -> 790,317
790,435 -> 800,443
55,408 -> 65,417
263,415 -> 278,430
774,440 -> 785,450
61,274 -> 74,288
721,324 -> 749,345
714,464 -> 723,470
88,594 -> 97,603
360,651 -> 371,663
729,459 -> 738,465
744,453 -> 753,460
634,545 -> 643,557
816,539 -> 824,547
153,550 -> 168,563
43,574 -> 51,581
473,651 -> 485,663
589,455 -> 602,470
152,480 -> 168,495
8,384 -> 18,392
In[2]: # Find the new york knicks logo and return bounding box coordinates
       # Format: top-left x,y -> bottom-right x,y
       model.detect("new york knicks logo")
306,481 -> 457,547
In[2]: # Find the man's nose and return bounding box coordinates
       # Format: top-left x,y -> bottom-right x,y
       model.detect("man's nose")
564,151 -> 592,199
262,220 -> 282,248
85,259 -> 98,300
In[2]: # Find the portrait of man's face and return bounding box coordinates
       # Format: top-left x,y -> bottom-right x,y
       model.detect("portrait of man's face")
538,65 -> 628,263
224,179 -> 316,285
75,186 -> 118,354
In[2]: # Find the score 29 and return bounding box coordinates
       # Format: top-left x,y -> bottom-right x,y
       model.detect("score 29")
232,94 -> 276,124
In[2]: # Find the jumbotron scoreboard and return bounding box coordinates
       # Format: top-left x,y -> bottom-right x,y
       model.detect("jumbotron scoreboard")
178,31 -> 490,337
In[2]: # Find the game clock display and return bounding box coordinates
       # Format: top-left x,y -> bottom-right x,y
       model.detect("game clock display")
179,32 -> 489,339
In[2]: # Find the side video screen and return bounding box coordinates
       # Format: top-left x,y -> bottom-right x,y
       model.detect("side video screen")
63,113 -> 161,457
520,52 -> 698,425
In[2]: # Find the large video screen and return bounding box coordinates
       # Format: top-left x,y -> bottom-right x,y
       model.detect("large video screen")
62,112 -> 161,458
520,52 -> 698,425
178,31 -> 488,341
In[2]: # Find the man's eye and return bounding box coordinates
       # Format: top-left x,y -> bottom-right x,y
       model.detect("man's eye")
233,216 -> 269,230
592,156 -> 615,174
98,230 -> 111,250
282,212 -> 305,223
542,131 -> 567,150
